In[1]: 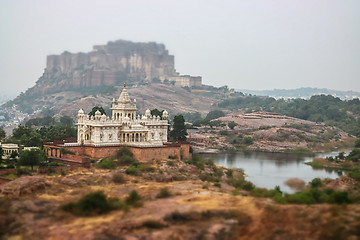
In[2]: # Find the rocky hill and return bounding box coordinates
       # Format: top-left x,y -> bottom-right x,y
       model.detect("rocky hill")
3,40 -> 213,117
29,40 -> 178,95
47,84 -> 219,119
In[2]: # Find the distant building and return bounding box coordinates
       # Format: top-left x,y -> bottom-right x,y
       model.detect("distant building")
0,143 -> 19,158
160,75 -> 202,87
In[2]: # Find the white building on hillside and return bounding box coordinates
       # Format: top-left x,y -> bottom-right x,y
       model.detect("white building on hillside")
77,84 -> 169,146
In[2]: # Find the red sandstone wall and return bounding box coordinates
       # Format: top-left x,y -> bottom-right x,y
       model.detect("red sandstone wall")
64,143 -> 192,162
131,146 -> 180,162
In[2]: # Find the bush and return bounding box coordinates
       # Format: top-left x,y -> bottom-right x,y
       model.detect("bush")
242,181 -> 255,191
328,191 -> 350,204
143,220 -> 164,229
167,161 -> 175,166
348,168 -> 360,181
125,190 -> 143,207
156,188 -> 172,198
242,137 -> 253,145
310,178 -> 322,188
17,168 -> 31,176
200,173 -> 219,182
347,149 -> 360,162
62,191 -> 124,216
219,130 -> 229,136
355,138 -> 360,148
226,169 -> 233,178
99,158 -> 117,169
213,183 -> 221,188
118,155 -> 135,165
117,147 -> 135,165
112,171 -> 126,184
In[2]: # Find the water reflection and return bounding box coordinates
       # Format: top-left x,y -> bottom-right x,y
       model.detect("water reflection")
201,151 -> 346,194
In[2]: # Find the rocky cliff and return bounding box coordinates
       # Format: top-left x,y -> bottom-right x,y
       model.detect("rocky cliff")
30,40 -> 177,95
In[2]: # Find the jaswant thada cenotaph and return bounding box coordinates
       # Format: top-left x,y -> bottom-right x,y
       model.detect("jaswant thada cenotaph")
76,83 -> 169,146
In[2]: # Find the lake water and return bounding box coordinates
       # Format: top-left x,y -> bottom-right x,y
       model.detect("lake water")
201,151 -> 349,193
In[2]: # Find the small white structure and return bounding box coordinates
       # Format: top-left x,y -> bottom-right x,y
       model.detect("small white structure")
77,84 -> 169,146
0,143 -> 19,158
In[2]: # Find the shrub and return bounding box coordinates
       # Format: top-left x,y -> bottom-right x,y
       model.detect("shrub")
242,137 -> 253,145
250,188 -> 270,198
62,191 -> 124,216
200,173 -> 219,182
143,220 -> 164,229
213,183 -> 221,188
125,165 -> 140,175
141,164 -> 155,172
117,147 -> 135,165
286,191 -> 316,204
347,149 -> 360,162
112,171 -> 126,184
49,162 -> 58,166
17,168 -> 31,176
118,155 -> 135,165
219,130 -> 229,136
226,169 -> 233,178
242,181 -> 255,191
156,188 -> 172,198
355,138 -> 360,148
310,178 -> 322,188
213,166 -> 224,178
167,161 -> 175,166
168,155 -> 178,160
99,158 -> 116,169
329,191 -> 350,204
348,168 -> 360,181
125,190 -> 143,207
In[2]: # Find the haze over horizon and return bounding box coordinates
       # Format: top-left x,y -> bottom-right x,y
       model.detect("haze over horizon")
1,0 -> 359,95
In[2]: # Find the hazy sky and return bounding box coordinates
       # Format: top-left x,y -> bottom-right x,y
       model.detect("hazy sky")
1,0 -> 359,95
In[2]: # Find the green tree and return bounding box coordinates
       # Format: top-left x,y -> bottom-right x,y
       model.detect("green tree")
0,127 -> 5,139
60,115 -> 73,126
183,112 -> 202,123
228,121 -> 238,130
347,149 -> 360,162
18,149 -> 47,170
88,106 -> 106,116
355,138 -> 360,148
170,115 -> 188,141
150,109 -> 163,118
209,120 -> 222,129
206,110 -> 225,120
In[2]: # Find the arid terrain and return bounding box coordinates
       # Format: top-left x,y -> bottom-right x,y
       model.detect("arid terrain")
189,112 -> 353,153
1,158 -> 360,240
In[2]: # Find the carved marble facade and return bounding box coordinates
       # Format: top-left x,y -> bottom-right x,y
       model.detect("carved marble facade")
77,84 -> 169,146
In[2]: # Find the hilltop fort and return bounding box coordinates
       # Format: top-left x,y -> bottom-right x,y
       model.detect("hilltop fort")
29,40 -> 201,95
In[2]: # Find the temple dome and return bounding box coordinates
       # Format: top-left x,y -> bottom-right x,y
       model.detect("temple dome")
162,110 -> 168,119
78,109 -> 84,115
